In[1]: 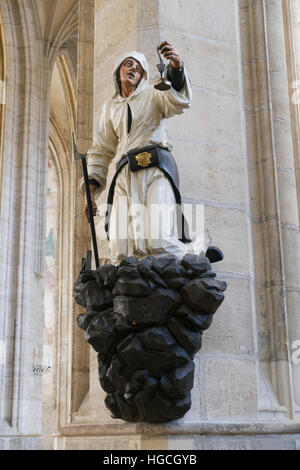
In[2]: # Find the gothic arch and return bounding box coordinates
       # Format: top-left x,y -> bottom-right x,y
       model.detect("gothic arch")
0,0 -> 83,447
42,50 -> 92,445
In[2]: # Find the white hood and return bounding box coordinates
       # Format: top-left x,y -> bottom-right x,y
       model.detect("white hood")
112,51 -> 149,99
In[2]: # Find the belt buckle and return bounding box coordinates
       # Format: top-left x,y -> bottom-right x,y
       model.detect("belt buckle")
135,151 -> 152,168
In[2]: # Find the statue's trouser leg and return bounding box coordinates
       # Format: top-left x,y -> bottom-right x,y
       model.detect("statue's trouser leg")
108,165 -> 188,264
145,168 -> 187,258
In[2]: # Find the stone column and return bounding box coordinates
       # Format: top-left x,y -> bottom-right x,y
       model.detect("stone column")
70,0 -> 95,416
0,0 -> 52,449
0,9 -> 5,204
280,0 -> 300,415
158,0 -> 259,424
240,0 -> 300,419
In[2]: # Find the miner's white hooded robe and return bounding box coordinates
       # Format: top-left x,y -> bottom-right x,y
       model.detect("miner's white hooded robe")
80,51 -> 209,265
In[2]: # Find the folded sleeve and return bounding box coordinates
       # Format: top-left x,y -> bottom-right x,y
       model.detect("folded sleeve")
79,102 -> 118,198
167,63 -> 185,92
155,66 -> 192,119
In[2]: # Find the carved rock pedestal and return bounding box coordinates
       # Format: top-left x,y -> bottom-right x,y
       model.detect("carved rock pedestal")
74,254 -> 227,423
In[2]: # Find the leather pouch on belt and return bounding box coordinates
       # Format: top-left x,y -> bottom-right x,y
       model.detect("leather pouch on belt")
127,145 -> 159,172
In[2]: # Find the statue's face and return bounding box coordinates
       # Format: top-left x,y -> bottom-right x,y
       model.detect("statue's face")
119,57 -> 143,88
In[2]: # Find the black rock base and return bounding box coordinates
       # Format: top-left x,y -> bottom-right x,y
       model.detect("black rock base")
74,253 -> 227,423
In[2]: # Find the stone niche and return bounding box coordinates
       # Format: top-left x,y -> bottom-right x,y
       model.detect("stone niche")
75,253 -> 227,423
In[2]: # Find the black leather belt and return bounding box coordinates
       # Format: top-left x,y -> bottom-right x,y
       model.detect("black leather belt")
105,146 -> 191,244
116,145 -> 160,173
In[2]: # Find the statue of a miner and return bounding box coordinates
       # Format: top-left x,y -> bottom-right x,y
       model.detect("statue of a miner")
80,41 -> 222,266
76,42 -> 226,423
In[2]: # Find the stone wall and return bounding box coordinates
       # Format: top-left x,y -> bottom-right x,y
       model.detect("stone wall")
240,0 -> 300,420
0,1 -> 50,449
159,0 -> 259,422
0,0 -> 300,450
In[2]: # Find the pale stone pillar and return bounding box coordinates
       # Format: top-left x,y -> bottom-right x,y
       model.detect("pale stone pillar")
240,0 -> 292,418
280,0 -> 300,415
262,0 -> 299,416
240,0 -> 300,420
0,1 -> 52,449
0,10 -> 5,205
